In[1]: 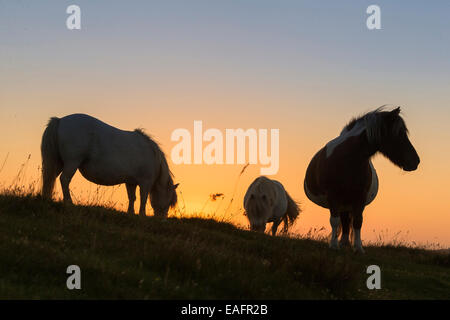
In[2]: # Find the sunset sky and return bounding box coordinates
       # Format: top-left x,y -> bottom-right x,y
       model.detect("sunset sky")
1,1 -> 449,247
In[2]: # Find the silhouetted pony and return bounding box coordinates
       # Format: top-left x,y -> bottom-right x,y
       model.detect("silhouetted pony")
244,176 -> 301,235
304,107 -> 420,253
41,114 -> 178,217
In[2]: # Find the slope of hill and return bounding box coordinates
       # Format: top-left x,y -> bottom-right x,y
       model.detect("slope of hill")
0,194 -> 448,299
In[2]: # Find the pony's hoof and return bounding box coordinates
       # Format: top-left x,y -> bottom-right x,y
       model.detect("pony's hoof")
340,239 -> 351,248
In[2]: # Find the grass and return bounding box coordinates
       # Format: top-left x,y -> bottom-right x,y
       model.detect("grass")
0,193 -> 449,299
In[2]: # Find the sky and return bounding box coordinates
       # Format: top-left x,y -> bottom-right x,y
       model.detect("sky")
1,1 -> 449,247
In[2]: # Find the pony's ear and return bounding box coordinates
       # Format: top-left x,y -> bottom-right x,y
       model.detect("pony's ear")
173,183 -> 179,190
390,106 -> 401,116
387,107 -> 401,122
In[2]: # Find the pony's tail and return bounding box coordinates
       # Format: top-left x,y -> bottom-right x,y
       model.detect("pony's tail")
282,191 -> 301,232
41,117 -> 62,200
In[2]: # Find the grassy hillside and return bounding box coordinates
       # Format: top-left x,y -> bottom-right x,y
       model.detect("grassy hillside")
0,194 -> 448,299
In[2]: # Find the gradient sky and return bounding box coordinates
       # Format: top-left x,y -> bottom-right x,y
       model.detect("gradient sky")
1,1 -> 449,247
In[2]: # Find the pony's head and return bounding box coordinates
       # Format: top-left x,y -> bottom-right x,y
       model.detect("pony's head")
245,192 -> 275,233
367,107 -> 420,171
151,180 -> 178,217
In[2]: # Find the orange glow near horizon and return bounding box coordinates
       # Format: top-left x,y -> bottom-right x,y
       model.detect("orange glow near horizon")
0,98 -> 449,248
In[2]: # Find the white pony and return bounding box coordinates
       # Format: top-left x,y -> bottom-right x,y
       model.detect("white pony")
41,114 -> 178,217
244,176 -> 301,235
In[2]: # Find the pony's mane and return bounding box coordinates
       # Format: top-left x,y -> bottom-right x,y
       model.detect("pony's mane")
341,106 -> 408,145
134,128 -> 177,208
134,128 -> 175,180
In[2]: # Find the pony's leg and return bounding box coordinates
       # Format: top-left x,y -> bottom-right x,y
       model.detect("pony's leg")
339,211 -> 351,247
271,218 -> 281,236
329,210 -> 341,250
352,207 -> 365,254
60,162 -> 79,204
126,184 -> 137,215
138,183 -> 150,217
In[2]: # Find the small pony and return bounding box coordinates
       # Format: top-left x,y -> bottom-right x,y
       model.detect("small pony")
244,176 -> 301,235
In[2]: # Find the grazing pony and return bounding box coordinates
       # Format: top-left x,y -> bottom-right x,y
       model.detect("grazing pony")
244,176 -> 301,235
41,114 -> 178,217
304,107 -> 420,253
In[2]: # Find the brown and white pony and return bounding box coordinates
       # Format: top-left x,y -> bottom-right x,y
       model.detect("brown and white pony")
244,176 -> 301,235
304,107 -> 420,253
